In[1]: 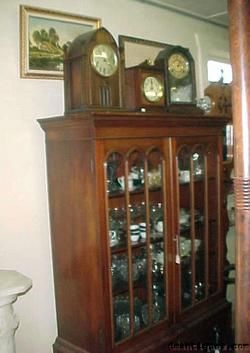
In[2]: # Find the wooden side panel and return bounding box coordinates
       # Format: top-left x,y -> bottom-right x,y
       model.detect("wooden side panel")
70,59 -> 83,110
45,137 -> 105,353
124,68 -> 137,110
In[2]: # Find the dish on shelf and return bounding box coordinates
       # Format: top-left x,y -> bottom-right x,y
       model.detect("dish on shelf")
141,303 -> 161,325
110,239 -> 119,247
179,208 -> 204,228
131,235 -> 140,242
180,237 -> 202,257
151,232 -> 164,240
179,208 -> 190,224
148,168 -> 162,188
116,313 -> 140,339
179,170 -> 190,183
111,256 -> 128,285
114,296 -> 142,318
109,230 -> 119,247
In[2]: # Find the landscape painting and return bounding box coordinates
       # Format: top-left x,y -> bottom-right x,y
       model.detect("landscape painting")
20,6 -> 101,79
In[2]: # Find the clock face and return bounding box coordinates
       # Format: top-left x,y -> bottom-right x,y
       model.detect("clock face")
91,44 -> 118,77
168,53 -> 190,79
143,76 -> 164,102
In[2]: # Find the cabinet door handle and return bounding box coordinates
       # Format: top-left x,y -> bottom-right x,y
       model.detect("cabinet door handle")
174,236 -> 180,264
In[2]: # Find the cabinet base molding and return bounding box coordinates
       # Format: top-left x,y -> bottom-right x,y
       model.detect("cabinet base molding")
53,301 -> 232,353
54,338 -> 89,353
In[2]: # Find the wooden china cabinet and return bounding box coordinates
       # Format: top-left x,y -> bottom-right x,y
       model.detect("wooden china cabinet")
39,111 -> 232,353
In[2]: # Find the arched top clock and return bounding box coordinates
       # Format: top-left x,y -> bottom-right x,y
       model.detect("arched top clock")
64,27 -> 123,113
155,45 -> 201,114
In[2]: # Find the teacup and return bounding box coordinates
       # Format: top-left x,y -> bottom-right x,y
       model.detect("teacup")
179,170 -> 190,183
130,224 -> 140,231
109,230 -> 118,246
155,221 -> 164,233
179,208 -> 190,225
139,222 -> 147,238
180,237 -> 191,257
130,166 -> 144,187
130,224 -> 140,242
139,222 -> 146,229
117,175 -> 134,191
131,234 -> 140,242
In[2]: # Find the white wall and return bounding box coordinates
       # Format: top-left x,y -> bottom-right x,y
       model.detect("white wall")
0,1 -> 229,352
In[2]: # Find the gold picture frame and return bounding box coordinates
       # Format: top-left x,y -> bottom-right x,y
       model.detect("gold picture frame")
20,5 -> 101,79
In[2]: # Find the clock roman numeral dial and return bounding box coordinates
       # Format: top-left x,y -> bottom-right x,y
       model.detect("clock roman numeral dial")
91,44 -> 118,77
168,53 -> 190,79
143,76 -> 164,102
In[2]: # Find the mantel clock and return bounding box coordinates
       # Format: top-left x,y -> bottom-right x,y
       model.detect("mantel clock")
155,45 -> 201,113
124,60 -> 165,111
64,27 -> 123,112
204,82 -> 232,117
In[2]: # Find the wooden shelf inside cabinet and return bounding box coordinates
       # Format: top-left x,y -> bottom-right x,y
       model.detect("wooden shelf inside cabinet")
110,243 -> 127,253
112,279 -> 148,295
180,221 -> 204,234
110,235 -> 164,253
108,190 -> 125,198
179,176 -> 216,185
108,186 -> 162,197
111,239 -> 146,253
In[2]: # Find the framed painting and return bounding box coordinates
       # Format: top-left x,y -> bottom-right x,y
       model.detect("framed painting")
118,35 -> 172,68
20,5 -> 101,79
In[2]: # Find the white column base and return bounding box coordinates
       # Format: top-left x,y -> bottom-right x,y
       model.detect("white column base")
0,270 -> 32,353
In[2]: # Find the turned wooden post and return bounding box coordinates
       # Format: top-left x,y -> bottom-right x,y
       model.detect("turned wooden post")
228,0 -> 250,343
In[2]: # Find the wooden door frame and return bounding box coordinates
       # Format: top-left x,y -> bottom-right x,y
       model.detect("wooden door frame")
228,0 -> 250,344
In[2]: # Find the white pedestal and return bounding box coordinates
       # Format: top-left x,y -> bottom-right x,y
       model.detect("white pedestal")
0,270 -> 32,353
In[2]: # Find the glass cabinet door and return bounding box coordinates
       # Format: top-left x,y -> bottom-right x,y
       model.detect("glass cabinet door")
104,143 -> 168,345
176,139 -> 221,312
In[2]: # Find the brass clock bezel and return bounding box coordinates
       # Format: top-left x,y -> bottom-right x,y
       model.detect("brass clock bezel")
168,53 -> 190,80
142,75 -> 164,103
90,44 -> 118,77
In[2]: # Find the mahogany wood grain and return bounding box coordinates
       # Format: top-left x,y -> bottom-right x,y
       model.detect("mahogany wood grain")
39,112 -> 232,353
228,0 -> 250,343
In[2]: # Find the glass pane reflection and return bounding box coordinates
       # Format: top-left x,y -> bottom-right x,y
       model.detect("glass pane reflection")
192,147 -> 206,303
106,146 -> 167,343
177,146 -> 192,309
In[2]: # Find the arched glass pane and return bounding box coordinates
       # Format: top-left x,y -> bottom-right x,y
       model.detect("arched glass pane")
147,147 -> 166,322
105,144 -> 167,344
206,144 -> 219,295
192,146 -> 206,303
177,145 -> 192,309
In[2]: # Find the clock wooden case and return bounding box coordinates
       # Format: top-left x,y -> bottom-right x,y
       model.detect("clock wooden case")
64,27 -> 123,112
124,60 -> 165,111
155,45 -> 201,114
204,82 -> 232,117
